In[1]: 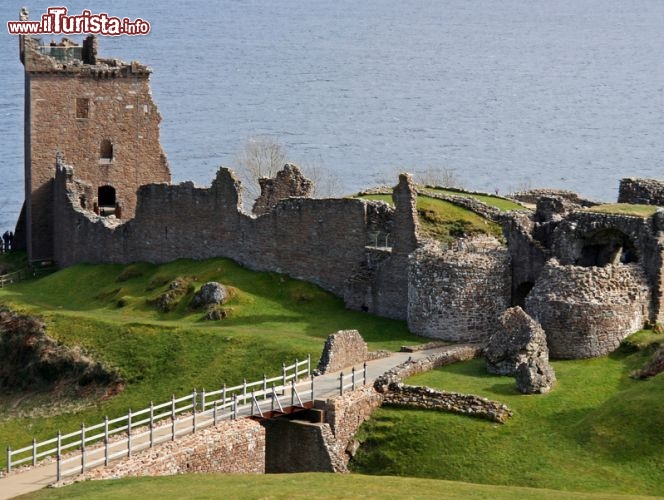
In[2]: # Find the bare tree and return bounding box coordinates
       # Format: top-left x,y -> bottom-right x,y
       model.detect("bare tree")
299,161 -> 344,198
234,135 -> 288,201
416,167 -> 464,189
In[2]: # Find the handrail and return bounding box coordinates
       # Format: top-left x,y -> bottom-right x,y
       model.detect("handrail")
6,354 -> 312,480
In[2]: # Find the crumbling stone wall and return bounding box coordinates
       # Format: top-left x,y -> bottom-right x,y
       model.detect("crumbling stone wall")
381,384 -> 512,423
525,260 -> 650,358
20,33 -> 170,261
618,178 -> 664,206
552,211 -> 664,324
316,330 -> 369,374
510,188 -> 597,208
75,419 -> 265,482
408,241 -> 511,342
252,164 -> 314,216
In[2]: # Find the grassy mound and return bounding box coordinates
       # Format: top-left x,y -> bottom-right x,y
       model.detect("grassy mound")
0,258 -> 420,467
420,186 -> 525,211
350,347 -> 664,496
359,194 -> 503,243
585,203 -> 658,217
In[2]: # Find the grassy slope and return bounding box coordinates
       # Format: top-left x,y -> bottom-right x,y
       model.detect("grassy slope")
586,203 -> 658,217
359,194 -> 503,243
18,472 -> 653,500
0,258 -> 421,466
420,187 -> 525,211
351,352 -> 664,496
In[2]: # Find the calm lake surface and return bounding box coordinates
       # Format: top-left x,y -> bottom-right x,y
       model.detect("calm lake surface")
1,1 -> 664,230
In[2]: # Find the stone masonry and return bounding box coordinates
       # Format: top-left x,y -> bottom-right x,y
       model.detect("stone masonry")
252,164 -> 314,216
19,28 -> 170,261
408,240 -> 511,342
618,178 -> 664,206
316,330 -> 369,374
74,418 -> 265,482
526,260 -> 650,358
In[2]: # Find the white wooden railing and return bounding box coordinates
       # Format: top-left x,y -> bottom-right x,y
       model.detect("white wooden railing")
6,356 -> 312,480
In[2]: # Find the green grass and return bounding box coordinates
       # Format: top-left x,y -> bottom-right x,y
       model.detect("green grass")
351,348 -> 664,496
18,472 -> 653,500
0,258 -> 422,468
358,194 -> 503,243
0,251 -> 27,274
585,203 -> 658,217
420,187 -> 525,212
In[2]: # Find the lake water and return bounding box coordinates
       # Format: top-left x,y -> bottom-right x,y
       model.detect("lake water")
1,1 -> 664,230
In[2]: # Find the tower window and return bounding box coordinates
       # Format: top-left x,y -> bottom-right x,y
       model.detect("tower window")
76,98 -> 89,119
100,139 -> 113,163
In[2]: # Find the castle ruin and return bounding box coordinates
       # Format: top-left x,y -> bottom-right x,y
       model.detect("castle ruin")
15,27 -> 664,361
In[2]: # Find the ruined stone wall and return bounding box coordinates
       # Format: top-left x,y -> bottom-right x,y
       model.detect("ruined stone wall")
525,261 -> 650,358
22,35 -> 170,261
552,211 -> 664,323
252,164 -> 313,216
511,189 -> 598,207
75,419 -> 265,482
408,241 -> 511,342
316,330 -> 369,374
618,178 -> 664,206
381,384 -> 512,424
52,166 -> 404,299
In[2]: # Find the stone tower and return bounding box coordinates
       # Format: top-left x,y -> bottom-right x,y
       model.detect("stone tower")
18,10 -> 170,262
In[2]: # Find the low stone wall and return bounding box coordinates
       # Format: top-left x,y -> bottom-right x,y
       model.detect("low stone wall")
374,344 -> 482,390
70,419 -> 265,483
618,178 -> 664,206
382,383 -> 512,424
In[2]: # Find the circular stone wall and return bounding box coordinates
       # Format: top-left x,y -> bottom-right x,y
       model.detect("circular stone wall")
525,261 -> 650,359
408,242 -> 511,343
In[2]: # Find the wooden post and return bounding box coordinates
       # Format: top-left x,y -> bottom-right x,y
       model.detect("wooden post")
295,358 -> 299,383
149,402 -> 154,448
80,423 -> 86,473
339,372 -> 344,396
250,389 -> 255,416
201,389 -> 206,413
104,417 -> 109,466
6,446 -> 11,473
171,395 -> 176,441
32,438 -> 37,466
222,383 -> 227,407
310,376 -> 315,402
352,367 -> 356,390
291,379 -> 295,407
213,401 -> 218,426
192,390 -> 197,433
232,394 -> 238,420
56,431 -> 62,482
307,353 -> 311,376
263,375 -> 267,400
364,362 -> 367,386
271,383 -> 275,411
282,362 -> 286,387
242,379 -> 247,405
127,409 -> 132,457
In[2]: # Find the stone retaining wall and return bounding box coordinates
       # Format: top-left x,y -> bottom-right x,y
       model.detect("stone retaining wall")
70,419 -> 265,483
382,383 -> 512,424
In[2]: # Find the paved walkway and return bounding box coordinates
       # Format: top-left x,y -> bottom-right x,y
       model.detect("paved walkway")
0,346 -> 448,499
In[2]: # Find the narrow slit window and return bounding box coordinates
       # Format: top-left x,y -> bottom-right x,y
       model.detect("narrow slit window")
76,98 -> 89,119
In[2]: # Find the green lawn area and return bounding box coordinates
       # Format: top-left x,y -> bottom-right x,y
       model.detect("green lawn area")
350,350 -> 664,497
585,203 -> 658,217
420,187 -> 525,212
0,258 -> 421,468
358,194 -> 503,244
19,472 -> 652,500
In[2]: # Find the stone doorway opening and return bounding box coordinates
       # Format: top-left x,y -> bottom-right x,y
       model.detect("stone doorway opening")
577,229 -> 638,267
98,185 -> 116,216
